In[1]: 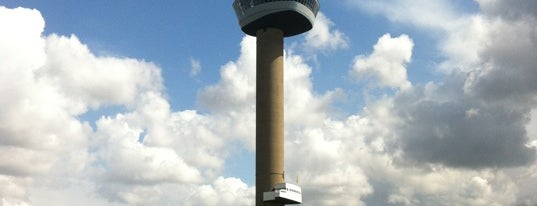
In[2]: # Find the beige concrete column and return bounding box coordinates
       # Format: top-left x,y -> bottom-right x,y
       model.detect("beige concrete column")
256,27 -> 285,206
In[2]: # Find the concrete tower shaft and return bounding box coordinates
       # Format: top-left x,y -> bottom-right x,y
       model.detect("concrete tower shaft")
233,1 -> 319,205
256,27 -> 285,206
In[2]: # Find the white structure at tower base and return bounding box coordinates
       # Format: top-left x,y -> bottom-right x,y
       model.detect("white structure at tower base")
263,183 -> 302,204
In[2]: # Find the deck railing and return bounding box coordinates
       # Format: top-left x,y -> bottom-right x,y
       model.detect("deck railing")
233,0 -> 320,19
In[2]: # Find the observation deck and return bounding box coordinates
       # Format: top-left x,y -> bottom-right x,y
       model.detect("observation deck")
233,0 -> 320,37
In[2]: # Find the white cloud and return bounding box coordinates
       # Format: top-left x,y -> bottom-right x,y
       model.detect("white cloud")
197,36 -> 257,150
0,6 -> 92,182
346,0 -> 463,30
343,0 -> 537,204
528,109 -> 537,148
345,0 -> 481,74
303,12 -> 349,52
351,33 -> 413,90
0,175 -> 31,206
284,52 -> 343,127
94,113 -> 203,185
0,7 -> 45,71
438,16 -> 488,73
0,6 -> 251,205
189,57 -> 201,77
198,37 -> 256,114
42,34 -> 163,109
2,2 -> 537,205
188,177 -> 254,205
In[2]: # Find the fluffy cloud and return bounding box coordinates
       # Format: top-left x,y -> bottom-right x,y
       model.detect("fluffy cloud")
2,1 -> 537,205
283,66 -> 371,205
343,0 -> 537,204
303,12 -> 349,52
187,177 -> 254,205
0,6 -> 253,206
351,33 -> 413,89
42,34 -> 164,109
197,37 -> 257,150
198,37 -> 256,114
284,52 -> 343,127
285,120 -> 374,206
392,78 -> 535,168
462,17 -> 537,107
93,113 -> 203,185
0,8 -> 93,205
385,0 -> 537,170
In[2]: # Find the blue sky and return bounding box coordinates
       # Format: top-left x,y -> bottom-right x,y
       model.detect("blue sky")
1,0 -> 446,109
1,0 -> 537,205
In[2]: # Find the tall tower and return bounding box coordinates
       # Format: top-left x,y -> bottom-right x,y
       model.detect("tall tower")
232,1 -> 320,205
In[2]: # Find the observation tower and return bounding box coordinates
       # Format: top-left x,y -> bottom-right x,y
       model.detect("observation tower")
232,0 -> 320,205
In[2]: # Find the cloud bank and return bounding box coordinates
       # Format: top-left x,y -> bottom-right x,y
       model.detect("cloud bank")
1,6 -> 252,206
2,0 -> 537,205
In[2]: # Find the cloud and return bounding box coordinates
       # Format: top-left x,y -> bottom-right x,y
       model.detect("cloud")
345,0 -> 481,74
189,57 -> 201,77
462,16 -> 537,108
284,52 -> 343,127
345,0 -> 463,30
392,78 -> 536,168
285,122 -> 374,206
0,7 -> 92,205
93,112 -> 203,185
0,6 -> 92,181
187,177 -> 254,205
195,1 -> 537,204
385,0 -> 537,170
42,34 -> 163,109
528,109 -> 537,147
345,0 -> 537,170
196,37 -> 257,151
0,7 -> 364,204
0,6 -> 252,205
476,0 -> 537,19
198,37 -> 256,114
351,33 -> 413,90
2,2 -> 537,205
344,0 -> 537,204
303,12 -> 349,52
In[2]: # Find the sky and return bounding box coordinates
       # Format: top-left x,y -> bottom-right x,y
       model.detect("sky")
0,0 -> 537,205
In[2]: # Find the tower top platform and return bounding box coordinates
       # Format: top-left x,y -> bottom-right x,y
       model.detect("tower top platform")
233,0 -> 320,37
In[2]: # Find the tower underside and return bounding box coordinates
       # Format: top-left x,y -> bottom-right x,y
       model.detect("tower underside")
234,0 -> 319,37
242,10 -> 313,37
